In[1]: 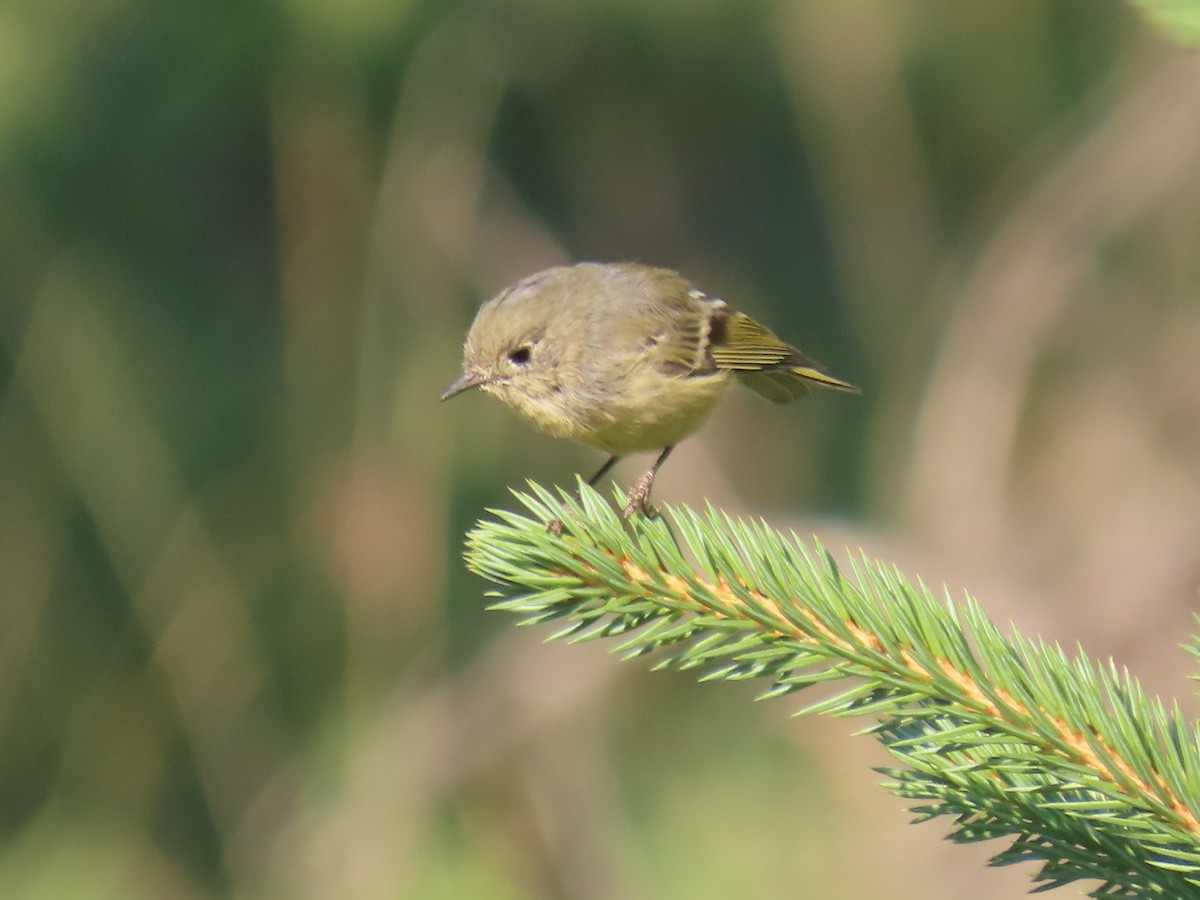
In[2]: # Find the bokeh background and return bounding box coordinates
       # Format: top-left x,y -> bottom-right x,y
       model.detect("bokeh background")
2,1 -> 1200,897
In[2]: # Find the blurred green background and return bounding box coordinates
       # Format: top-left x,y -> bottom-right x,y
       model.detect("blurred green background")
2,1 -> 1200,897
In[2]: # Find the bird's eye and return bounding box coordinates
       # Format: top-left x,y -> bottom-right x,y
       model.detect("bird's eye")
508,345 -> 532,365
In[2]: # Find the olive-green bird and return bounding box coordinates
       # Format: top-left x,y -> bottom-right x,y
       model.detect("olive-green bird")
442,262 -> 857,518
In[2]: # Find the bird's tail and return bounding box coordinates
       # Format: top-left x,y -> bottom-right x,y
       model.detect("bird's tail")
787,365 -> 859,392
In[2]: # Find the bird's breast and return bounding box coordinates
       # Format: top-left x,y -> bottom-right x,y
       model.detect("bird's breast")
577,368 -> 731,456
488,364 -> 731,456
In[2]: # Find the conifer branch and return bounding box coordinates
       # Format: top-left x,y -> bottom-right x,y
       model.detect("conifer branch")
465,482 -> 1200,897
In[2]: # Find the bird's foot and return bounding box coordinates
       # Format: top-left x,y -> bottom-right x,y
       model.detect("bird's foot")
620,471 -> 658,521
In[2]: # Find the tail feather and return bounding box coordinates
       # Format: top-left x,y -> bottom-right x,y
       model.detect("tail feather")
735,365 -> 858,404
788,366 -> 859,392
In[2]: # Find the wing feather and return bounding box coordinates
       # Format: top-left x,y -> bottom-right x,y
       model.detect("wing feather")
624,269 -> 858,403
709,309 -> 857,403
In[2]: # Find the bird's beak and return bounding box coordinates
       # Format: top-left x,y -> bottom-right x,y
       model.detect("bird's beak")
441,369 -> 487,401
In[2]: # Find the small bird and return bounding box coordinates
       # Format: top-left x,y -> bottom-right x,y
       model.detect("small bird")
442,262 -> 857,519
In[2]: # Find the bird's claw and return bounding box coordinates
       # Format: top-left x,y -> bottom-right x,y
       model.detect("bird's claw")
620,471 -> 658,521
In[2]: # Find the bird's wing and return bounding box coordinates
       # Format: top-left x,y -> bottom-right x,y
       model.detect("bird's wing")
631,271 -> 857,402
709,308 -> 858,404
638,280 -> 721,376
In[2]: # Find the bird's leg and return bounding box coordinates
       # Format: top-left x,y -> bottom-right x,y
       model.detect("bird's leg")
586,454 -> 620,488
621,445 -> 674,521
549,454 -> 621,535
